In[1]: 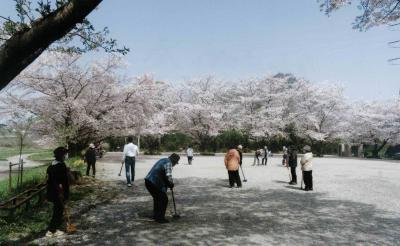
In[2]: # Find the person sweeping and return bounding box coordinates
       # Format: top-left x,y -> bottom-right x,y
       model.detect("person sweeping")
224,146 -> 242,188
46,147 -> 70,237
144,153 -> 180,223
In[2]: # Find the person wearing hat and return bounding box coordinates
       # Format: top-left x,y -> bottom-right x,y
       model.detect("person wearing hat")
300,145 -> 313,191
46,147 -> 70,237
288,146 -> 298,185
85,143 -> 97,177
144,153 -> 180,223
237,145 -> 243,166
224,145 -> 242,188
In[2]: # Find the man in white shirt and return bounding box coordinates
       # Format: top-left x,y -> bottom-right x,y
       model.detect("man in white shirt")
186,146 -> 194,165
122,136 -> 139,187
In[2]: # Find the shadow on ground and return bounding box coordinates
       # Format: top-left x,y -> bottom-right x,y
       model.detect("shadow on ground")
33,178 -> 400,245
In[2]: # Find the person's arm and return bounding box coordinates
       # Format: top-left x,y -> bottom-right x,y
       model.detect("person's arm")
122,145 -> 126,162
165,162 -> 174,188
63,165 -> 70,201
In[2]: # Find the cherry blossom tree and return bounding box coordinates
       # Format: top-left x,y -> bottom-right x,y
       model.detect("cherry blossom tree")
0,52 -> 162,155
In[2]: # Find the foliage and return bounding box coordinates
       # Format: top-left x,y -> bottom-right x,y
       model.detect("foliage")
0,0 -> 128,54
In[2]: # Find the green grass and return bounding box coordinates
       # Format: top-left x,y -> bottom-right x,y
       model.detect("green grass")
0,147 -> 50,161
0,165 -> 47,202
27,151 -> 53,162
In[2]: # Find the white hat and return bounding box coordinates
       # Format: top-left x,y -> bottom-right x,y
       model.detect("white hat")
237,145 -> 243,149
89,143 -> 95,148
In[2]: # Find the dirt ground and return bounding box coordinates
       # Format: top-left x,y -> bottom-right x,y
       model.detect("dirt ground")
31,153 -> 400,245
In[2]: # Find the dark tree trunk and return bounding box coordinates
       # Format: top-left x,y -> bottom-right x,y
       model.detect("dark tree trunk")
0,0 -> 103,90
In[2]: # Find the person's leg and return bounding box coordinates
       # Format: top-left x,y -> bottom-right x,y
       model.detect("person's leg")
228,171 -> 234,187
309,171 -> 313,190
86,163 -> 90,176
145,180 -> 157,218
131,157 -> 135,183
48,199 -> 64,233
159,191 -> 168,221
304,171 -> 310,190
125,157 -> 131,184
265,157 -> 268,166
291,167 -> 297,183
92,161 -> 96,176
235,170 -> 242,187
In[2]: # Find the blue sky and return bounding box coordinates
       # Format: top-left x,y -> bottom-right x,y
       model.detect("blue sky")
2,0 -> 400,100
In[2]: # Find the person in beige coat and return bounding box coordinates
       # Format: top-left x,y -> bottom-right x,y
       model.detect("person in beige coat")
224,146 -> 242,188
300,145 -> 313,191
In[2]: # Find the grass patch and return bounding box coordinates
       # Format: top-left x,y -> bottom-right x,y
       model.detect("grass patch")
27,151 -> 53,162
0,147 -> 50,161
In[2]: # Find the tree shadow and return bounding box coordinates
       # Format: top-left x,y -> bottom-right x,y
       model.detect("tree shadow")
34,177 -> 400,245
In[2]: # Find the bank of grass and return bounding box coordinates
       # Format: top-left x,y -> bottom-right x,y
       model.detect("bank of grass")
27,151 -> 53,162
0,147 -> 50,161
0,157 -> 89,243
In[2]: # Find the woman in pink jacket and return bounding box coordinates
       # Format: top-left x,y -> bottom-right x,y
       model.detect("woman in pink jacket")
224,146 -> 242,188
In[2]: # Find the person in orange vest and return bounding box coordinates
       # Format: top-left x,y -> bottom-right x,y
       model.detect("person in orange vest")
224,145 -> 242,188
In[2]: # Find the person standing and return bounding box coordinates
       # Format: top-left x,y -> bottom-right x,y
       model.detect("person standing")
253,149 -> 261,166
46,147 -> 70,237
224,146 -> 242,188
85,143 -> 96,177
288,147 -> 298,185
262,146 -> 268,165
282,146 -> 288,166
186,146 -> 194,165
122,136 -> 139,187
237,145 -> 243,166
300,145 -> 313,191
145,153 -> 180,223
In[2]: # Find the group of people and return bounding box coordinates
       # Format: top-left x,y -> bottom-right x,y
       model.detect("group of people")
45,140 -> 314,236
253,146 -> 270,166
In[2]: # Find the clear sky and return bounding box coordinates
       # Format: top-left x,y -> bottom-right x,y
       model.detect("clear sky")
2,0 -> 400,100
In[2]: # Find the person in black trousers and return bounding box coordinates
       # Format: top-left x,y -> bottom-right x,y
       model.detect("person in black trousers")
288,147 -> 298,185
85,143 -> 96,177
237,145 -> 243,166
46,147 -> 70,237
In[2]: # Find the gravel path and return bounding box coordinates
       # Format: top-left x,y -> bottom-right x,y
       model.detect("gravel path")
32,153 -> 400,245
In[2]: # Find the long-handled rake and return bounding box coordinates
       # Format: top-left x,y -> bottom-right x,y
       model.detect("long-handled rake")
239,165 -> 247,182
118,161 -> 124,176
170,188 -> 181,219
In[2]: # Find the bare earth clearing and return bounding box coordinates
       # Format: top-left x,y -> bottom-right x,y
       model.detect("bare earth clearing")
33,153 -> 400,245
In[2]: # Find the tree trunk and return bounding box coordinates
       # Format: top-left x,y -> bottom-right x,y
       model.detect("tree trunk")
0,0 -> 103,90
372,140 -> 388,159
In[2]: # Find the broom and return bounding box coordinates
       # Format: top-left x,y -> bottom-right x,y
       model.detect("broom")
64,206 -> 77,233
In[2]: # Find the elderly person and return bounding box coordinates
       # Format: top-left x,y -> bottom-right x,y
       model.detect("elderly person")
300,145 -> 313,191
145,153 -> 180,223
237,144 -> 243,166
85,143 -> 96,177
224,146 -> 242,188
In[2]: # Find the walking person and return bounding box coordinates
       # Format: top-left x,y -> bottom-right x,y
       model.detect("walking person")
122,136 -> 139,187
288,147 -> 298,185
186,145 -> 194,165
85,143 -> 96,177
145,153 -> 180,223
224,146 -> 242,188
262,146 -> 268,165
300,145 -> 313,191
237,145 -> 243,166
46,147 -> 70,237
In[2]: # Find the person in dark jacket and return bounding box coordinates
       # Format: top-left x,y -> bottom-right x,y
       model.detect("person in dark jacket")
85,143 -> 96,177
144,153 -> 180,223
46,147 -> 70,237
288,147 -> 298,185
